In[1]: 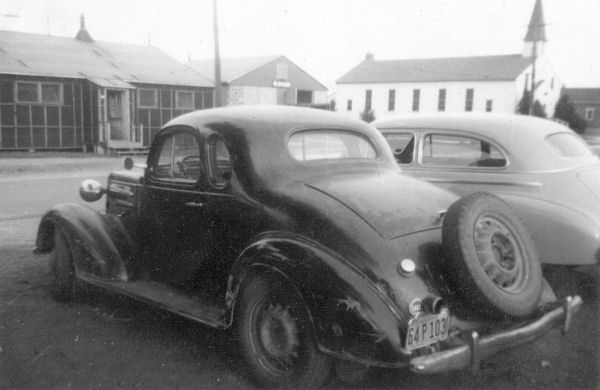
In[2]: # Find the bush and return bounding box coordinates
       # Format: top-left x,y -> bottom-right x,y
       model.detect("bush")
554,94 -> 587,134
360,108 -> 376,123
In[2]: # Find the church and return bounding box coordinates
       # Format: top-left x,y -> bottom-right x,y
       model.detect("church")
335,0 -> 560,120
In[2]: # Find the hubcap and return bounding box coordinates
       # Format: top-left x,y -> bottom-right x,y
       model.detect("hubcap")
473,214 -> 527,293
255,302 -> 300,375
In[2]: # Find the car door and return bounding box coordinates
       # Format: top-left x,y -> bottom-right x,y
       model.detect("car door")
201,135 -> 265,273
141,128 -> 210,285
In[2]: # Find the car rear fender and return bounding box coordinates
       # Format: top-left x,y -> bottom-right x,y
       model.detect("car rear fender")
502,194 -> 600,265
226,232 -> 408,365
35,203 -> 136,281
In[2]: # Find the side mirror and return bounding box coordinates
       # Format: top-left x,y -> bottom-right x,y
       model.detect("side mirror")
124,156 -> 134,170
79,179 -> 105,202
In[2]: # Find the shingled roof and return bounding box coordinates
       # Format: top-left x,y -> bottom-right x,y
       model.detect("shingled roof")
0,30 -> 212,88
563,88 -> 600,103
336,54 -> 532,84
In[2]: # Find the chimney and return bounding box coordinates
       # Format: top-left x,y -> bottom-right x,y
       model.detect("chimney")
365,53 -> 374,61
75,14 -> 94,42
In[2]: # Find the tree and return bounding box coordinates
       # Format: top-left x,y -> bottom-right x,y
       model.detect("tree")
554,94 -> 587,134
518,89 -> 531,115
360,108 -> 375,123
532,100 -> 547,118
328,99 -> 336,111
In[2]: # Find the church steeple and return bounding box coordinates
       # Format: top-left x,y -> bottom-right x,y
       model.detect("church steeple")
523,0 -> 546,57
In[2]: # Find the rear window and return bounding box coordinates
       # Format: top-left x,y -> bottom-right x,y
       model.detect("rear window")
288,130 -> 377,161
545,133 -> 593,158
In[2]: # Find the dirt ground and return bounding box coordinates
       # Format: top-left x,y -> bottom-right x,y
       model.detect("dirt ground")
0,218 -> 598,390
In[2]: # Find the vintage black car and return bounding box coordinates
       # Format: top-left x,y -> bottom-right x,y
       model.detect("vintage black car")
35,106 -> 581,389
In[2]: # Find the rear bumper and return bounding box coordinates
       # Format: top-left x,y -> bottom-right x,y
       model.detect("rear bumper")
410,296 -> 583,374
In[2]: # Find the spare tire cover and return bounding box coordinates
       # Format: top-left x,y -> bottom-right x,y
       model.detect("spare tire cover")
442,192 -> 543,317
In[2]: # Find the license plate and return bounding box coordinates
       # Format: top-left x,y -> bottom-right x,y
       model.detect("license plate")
405,310 -> 449,351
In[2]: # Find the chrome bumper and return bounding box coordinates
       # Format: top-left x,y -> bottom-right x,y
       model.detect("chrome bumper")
410,296 -> 583,375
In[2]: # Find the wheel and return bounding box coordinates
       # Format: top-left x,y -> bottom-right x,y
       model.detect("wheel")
49,228 -> 76,302
442,192 -> 543,317
236,273 -> 331,389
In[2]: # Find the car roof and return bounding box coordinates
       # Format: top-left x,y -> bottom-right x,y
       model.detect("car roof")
165,105 -> 374,135
160,105 -> 398,183
373,112 -> 567,146
373,113 -> 595,171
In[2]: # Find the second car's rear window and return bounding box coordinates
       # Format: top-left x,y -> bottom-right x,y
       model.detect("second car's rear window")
288,130 -> 377,161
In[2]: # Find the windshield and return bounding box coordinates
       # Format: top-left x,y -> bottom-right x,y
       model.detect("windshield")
288,130 -> 377,161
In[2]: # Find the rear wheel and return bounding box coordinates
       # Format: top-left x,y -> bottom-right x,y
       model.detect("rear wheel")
49,228 -> 76,302
237,273 -> 331,389
442,192 -> 543,317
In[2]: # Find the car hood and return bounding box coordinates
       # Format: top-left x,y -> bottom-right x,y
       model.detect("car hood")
305,171 -> 458,240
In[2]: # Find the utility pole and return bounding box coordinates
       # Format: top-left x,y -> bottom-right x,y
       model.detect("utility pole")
213,0 -> 222,107
529,35 -> 537,115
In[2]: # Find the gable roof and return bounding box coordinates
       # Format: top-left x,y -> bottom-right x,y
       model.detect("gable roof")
189,55 -> 281,84
189,55 -> 327,90
0,30 -> 212,88
336,54 -> 532,85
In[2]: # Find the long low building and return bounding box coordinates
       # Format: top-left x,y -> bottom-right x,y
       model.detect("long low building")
0,16 -> 213,153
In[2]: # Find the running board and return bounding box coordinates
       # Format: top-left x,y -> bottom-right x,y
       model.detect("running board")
79,276 -> 228,328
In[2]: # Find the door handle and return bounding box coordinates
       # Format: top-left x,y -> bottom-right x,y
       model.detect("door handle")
185,202 -> 204,207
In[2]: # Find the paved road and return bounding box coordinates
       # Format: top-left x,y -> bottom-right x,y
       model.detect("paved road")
0,172 -> 107,221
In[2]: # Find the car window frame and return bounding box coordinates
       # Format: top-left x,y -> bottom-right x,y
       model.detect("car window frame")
206,135 -> 233,190
416,130 -> 510,170
381,131 -> 417,166
286,127 -> 381,163
148,128 -> 204,187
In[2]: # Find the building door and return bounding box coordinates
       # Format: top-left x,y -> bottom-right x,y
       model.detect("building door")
107,90 -> 125,141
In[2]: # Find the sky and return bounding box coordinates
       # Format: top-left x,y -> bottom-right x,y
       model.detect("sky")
2,0 -> 600,90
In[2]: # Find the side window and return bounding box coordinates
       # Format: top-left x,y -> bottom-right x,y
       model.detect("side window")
421,134 -> 507,168
383,133 -> 415,164
208,138 -> 232,188
153,132 -> 201,182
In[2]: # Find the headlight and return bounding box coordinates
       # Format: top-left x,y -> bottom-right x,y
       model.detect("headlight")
397,258 -> 416,275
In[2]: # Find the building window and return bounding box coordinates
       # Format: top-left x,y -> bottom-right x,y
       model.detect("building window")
365,89 -> 372,111
16,81 -> 62,104
438,89 -> 446,111
412,89 -> 420,112
297,90 -> 313,105
176,91 -> 194,109
486,100 -> 493,112
586,107 -> 595,121
388,89 -> 396,111
139,88 -> 158,108
347,99 -> 352,111
465,88 -> 474,111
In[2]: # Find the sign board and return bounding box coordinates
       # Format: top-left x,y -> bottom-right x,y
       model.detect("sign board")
273,80 -> 291,88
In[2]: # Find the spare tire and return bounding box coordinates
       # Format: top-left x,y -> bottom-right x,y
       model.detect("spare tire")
442,192 -> 542,317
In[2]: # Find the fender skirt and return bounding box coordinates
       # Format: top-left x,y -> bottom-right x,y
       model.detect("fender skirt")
35,203 -> 136,281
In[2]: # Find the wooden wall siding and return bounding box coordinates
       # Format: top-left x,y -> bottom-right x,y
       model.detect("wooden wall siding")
133,85 -> 213,147
0,76 -> 87,150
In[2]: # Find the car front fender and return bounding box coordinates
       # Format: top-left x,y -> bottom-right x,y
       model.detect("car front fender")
35,203 -> 137,281
226,232 -> 408,366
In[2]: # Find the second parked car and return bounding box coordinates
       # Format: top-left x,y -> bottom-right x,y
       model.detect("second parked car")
375,113 -> 600,267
